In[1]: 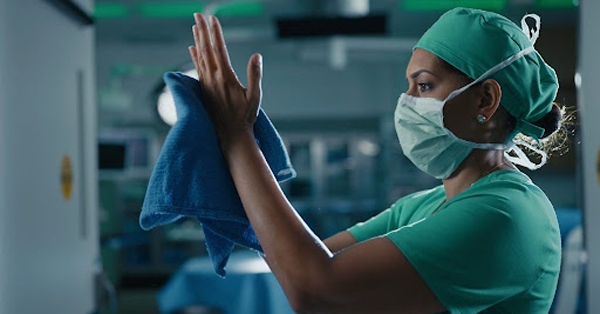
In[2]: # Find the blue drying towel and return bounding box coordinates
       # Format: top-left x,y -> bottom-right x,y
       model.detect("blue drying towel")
140,72 -> 296,277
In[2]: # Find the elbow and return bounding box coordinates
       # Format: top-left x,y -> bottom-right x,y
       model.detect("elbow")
286,279 -> 336,314
288,294 -> 308,314
287,289 -> 323,314
276,255 -> 340,313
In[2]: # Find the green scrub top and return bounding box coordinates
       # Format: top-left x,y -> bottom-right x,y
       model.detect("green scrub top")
348,170 -> 561,314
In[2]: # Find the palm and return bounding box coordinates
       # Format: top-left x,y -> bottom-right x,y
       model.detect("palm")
189,14 -> 263,141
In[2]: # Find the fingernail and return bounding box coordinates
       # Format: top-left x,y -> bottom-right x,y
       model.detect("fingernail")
256,54 -> 263,66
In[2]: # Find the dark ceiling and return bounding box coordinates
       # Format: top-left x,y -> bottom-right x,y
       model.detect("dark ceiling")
95,0 -> 578,44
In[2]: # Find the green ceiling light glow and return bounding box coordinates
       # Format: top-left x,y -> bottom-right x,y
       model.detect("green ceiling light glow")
213,1 -> 265,18
535,0 -> 577,9
94,3 -> 129,19
400,0 -> 507,12
138,2 -> 205,18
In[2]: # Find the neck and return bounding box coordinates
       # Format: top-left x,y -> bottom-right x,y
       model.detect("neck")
442,149 -> 515,200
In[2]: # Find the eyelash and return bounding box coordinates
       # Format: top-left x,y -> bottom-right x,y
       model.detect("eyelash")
418,83 -> 432,93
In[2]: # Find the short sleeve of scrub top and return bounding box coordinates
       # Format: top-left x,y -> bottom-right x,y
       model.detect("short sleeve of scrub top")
347,170 -> 561,314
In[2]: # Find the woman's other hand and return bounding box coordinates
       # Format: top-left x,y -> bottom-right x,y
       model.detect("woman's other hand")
189,13 -> 263,151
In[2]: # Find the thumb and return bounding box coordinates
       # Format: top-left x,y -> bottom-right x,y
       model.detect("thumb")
246,53 -> 263,108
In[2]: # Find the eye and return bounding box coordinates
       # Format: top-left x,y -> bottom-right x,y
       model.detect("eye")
418,83 -> 432,93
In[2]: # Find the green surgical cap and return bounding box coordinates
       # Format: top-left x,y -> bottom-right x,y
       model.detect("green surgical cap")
414,7 -> 559,139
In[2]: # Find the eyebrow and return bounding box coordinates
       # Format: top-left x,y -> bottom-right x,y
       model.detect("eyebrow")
408,69 -> 439,80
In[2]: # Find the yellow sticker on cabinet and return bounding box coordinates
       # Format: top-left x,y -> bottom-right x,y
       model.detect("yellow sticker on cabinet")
598,149 -> 600,185
61,155 -> 73,200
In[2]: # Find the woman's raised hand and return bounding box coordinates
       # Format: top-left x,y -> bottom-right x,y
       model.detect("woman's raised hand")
189,13 -> 263,150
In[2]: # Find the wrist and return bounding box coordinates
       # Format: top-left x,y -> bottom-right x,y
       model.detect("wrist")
219,128 -> 256,157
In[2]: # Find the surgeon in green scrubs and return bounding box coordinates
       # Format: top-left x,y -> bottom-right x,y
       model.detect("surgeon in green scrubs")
189,7 -> 566,314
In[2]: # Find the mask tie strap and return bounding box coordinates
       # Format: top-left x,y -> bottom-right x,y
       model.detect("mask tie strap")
521,14 -> 541,46
504,138 -> 547,170
444,46 -> 536,103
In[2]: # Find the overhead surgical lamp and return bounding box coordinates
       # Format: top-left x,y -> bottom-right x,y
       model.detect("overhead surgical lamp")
156,68 -> 197,126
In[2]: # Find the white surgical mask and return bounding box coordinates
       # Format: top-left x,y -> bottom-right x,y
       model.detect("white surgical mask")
394,44 -> 544,179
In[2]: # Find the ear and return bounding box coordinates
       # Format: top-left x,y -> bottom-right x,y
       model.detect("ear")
478,79 -> 502,119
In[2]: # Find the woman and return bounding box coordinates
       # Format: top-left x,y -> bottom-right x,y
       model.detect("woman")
188,7 -> 564,314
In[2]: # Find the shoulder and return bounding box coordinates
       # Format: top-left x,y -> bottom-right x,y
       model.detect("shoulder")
469,169 -> 546,198
451,170 -> 556,223
444,169 -> 561,272
384,170 -> 561,312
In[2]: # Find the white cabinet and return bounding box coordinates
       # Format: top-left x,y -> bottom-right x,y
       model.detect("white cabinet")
0,0 -> 97,313
579,1 -> 600,313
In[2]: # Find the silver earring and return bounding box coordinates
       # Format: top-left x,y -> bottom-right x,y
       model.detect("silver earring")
477,114 -> 487,124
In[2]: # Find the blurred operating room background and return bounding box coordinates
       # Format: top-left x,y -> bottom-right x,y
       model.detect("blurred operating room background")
1,0 -> 597,313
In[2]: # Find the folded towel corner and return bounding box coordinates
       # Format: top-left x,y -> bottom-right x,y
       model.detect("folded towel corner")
140,71 -> 295,276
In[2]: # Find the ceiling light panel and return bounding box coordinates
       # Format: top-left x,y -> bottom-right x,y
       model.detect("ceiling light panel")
399,0 -> 507,12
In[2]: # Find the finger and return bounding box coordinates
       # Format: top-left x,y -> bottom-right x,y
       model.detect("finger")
194,13 -> 218,72
188,46 -> 203,81
192,25 -> 207,73
209,16 -> 236,79
246,53 -> 263,109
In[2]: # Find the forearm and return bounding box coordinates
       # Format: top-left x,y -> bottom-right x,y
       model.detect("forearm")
324,231 -> 358,254
190,14 -> 446,313
223,131 -> 334,304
